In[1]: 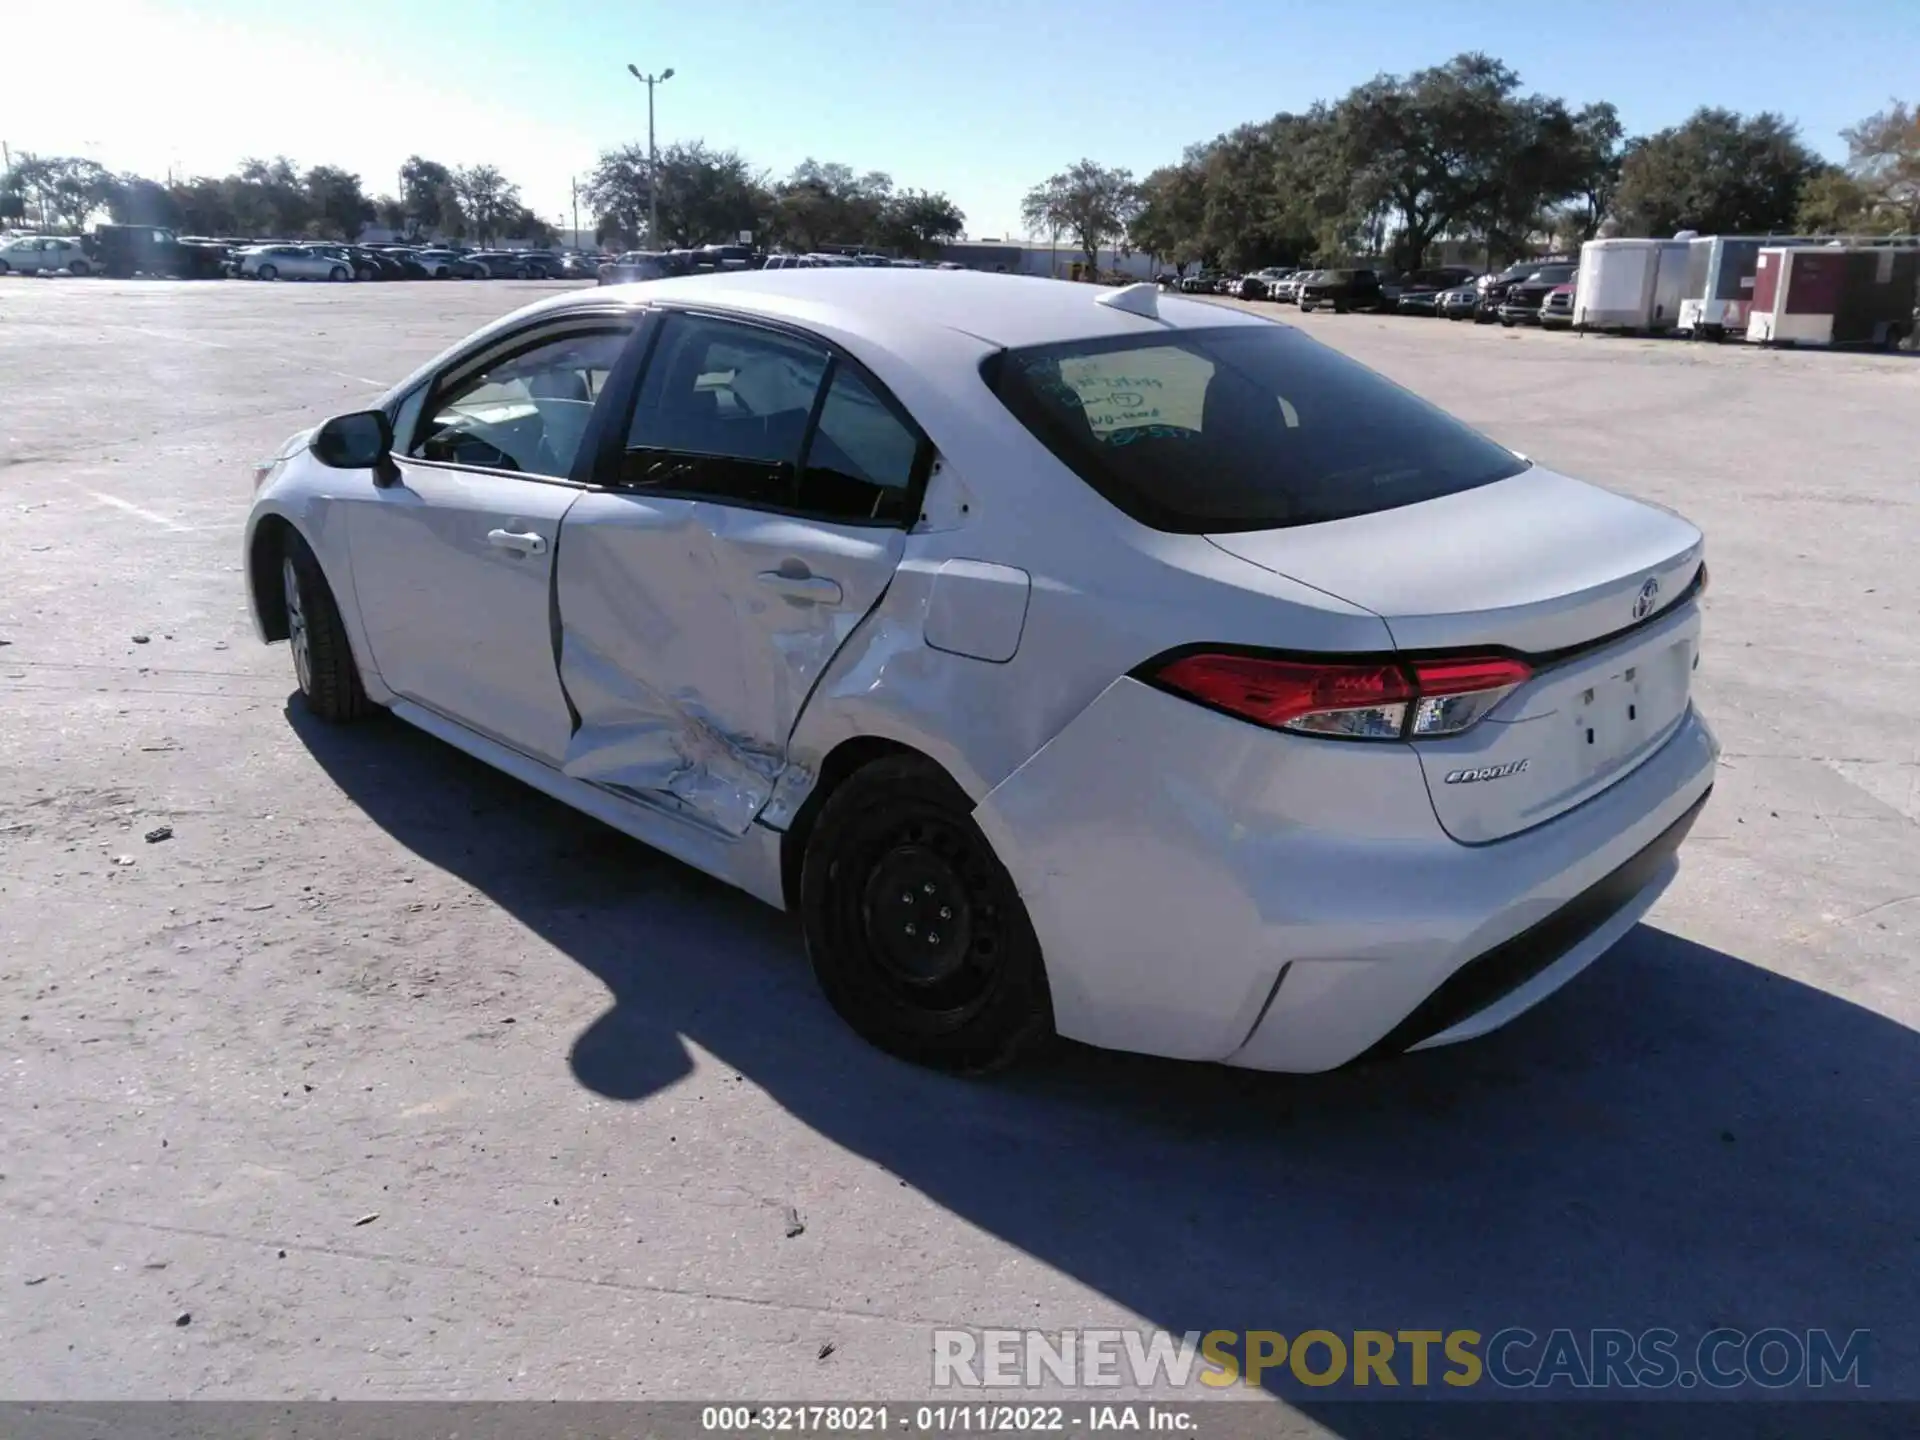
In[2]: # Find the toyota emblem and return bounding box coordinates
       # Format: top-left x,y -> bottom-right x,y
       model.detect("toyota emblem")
1633,576 -> 1660,620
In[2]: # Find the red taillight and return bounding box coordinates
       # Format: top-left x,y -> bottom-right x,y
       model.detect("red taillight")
1154,651 -> 1531,740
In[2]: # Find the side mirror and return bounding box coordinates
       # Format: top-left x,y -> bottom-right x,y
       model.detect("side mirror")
310,410 -> 398,485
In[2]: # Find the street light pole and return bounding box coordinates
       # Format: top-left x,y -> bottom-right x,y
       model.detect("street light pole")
625,62 -> 675,247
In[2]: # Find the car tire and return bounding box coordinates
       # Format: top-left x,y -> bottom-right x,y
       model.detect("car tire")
799,753 -> 1053,1073
328,265 -> 348,282
67,258 -> 89,276
258,263 -> 279,281
0,259 -> 10,275
281,532 -> 373,723
1500,317 -> 1515,328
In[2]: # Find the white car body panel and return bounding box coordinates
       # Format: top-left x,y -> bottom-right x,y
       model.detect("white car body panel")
974,678 -> 1716,1068
345,460 -> 578,766
246,269 -> 1719,1071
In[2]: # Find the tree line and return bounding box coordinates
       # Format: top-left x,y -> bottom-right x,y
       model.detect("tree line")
0,142 -> 970,258
1020,55 -> 1920,275
580,145 -> 965,257
0,152 -> 557,246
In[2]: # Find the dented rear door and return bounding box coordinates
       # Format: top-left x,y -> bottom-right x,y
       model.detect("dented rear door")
553,310 -> 913,835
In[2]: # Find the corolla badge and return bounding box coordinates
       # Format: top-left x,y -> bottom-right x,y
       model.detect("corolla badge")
1444,759 -> 1530,784
1632,576 -> 1661,620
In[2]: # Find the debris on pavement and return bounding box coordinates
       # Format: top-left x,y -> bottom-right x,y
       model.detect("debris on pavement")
784,1206 -> 806,1239
144,826 -> 173,844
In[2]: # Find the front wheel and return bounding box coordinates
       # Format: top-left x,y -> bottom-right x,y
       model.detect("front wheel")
68,259 -> 89,276
0,260 -> 10,275
328,265 -> 348,282
799,755 -> 1053,1072
281,532 -> 373,723
258,263 -> 279,281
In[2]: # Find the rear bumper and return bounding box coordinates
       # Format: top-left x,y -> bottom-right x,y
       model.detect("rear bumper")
973,680 -> 1719,1071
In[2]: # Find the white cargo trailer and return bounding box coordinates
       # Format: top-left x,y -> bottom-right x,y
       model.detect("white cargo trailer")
1677,232 -> 1920,338
1571,238 -> 1692,333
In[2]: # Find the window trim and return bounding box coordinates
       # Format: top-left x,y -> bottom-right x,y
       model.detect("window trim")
590,303 -> 934,530
402,310 -> 642,487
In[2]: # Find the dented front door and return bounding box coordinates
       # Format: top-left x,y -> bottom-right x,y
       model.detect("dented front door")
552,311 -> 908,835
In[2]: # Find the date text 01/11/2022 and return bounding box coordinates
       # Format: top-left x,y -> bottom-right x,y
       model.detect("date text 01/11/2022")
698,1405 -> 1197,1433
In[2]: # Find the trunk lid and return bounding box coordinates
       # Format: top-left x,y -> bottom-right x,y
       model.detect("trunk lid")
1208,468 -> 1705,842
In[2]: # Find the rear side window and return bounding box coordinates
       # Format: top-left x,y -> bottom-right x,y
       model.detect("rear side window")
985,324 -> 1529,534
799,365 -> 922,523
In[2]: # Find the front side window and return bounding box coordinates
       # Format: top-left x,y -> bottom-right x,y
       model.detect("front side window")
413,327 -> 629,477
620,314 -> 829,507
986,324 -> 1529,534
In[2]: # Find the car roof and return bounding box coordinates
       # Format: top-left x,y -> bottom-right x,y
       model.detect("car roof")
570,267 -> 1273,350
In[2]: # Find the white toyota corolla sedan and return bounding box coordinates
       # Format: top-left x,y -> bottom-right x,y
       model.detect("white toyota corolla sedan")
244,269 -> 1717,1073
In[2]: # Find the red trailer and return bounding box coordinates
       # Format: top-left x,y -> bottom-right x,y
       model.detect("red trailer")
1747,244 -> 1920,348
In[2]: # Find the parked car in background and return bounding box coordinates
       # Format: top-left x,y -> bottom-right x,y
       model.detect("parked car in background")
1476,258 -> 1574,323
1497,263 -> 1580,326
1438,282 -> 1483,320
238,244 -> 352,282
413,249 -> 485,280
562,252 -> 608,279
1297,268 -> 1384,313
598,250 -> 678,284
697,243 -> 757,271
1278,270 -> 1326,304
1247,267 -> 1296,300
1179,272 -> 1222,294
0,234 -> 93,275
1539,283 -> 1576,330
303,244 -> 384,281
1394,266 -> 1481,316
85,224 -> 230,279
247,268 -> 1716,1074
467,251 -> 552,279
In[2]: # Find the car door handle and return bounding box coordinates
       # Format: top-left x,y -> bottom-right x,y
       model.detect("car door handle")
756,570 -> 843,604
487,528 -> 548,556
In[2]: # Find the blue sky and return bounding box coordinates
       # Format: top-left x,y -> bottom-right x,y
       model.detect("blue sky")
10,0 -> 1917,240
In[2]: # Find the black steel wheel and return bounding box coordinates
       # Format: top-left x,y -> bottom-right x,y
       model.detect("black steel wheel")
281,531 -> 374,723
799,755 -> 1052,1072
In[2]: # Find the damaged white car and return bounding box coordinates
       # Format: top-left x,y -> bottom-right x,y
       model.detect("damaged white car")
245,269 -> 1717,1073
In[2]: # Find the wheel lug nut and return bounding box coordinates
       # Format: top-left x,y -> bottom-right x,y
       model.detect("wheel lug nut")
923,883 -> 936,895
901,892 -> 913,905
904,923 -> 917,937
927,933 -> 941,945
938,906 -> 951,920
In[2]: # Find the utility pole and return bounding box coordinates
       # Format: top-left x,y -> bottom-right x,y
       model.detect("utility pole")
625,63 -> 674,247
570,175 -> 580,249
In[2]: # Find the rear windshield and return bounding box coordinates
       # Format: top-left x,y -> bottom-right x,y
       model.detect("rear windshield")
984,324 -> 1529,534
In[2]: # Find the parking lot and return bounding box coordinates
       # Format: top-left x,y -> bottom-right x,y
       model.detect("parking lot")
2,279 -> 1917,1424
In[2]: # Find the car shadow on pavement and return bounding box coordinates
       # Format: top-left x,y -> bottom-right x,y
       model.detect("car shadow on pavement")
291,706 -> 1918,1437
